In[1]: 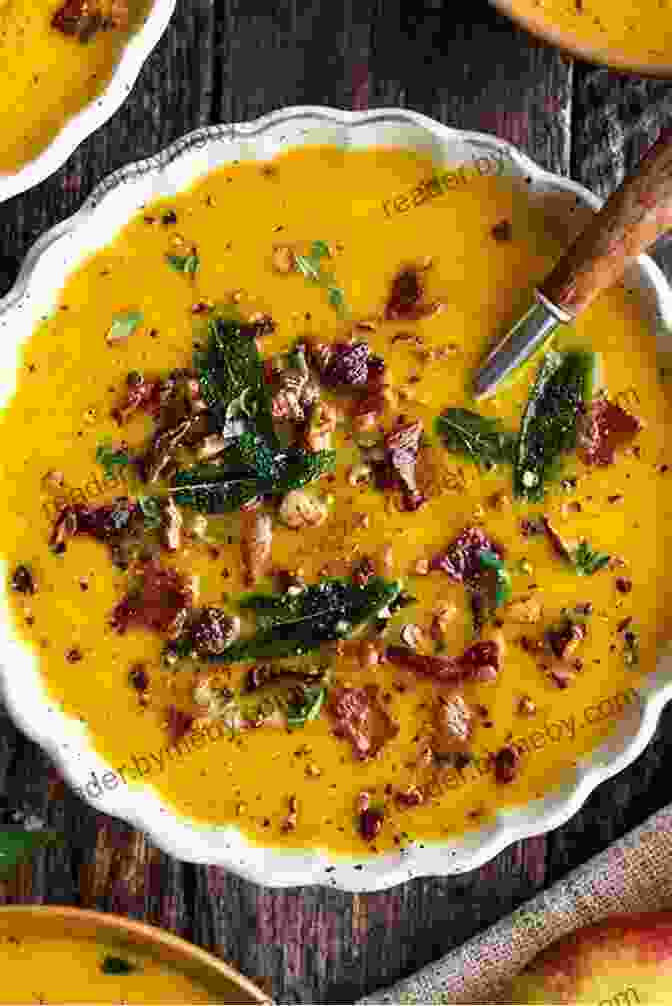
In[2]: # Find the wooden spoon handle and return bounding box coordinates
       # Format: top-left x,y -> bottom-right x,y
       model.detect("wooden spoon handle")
538,124 -> 672,318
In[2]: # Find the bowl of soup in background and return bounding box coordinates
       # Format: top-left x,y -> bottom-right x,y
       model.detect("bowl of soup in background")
489,0 -> 672,77
0,0 -> 176,203
0,905 -> 271,1004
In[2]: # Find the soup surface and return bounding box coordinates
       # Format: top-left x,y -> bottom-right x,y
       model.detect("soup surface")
1,146 -> 671,857
0,0 -> 147,175
505,0 -> 672,70
0,932 -> 226,1003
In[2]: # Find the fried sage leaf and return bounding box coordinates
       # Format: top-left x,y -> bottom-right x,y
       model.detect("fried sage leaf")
436,408 -> 516,468
194,316 -> 276,444
207,576 -> 401,663
514,349 -> 598,501
171,443 -> 336,514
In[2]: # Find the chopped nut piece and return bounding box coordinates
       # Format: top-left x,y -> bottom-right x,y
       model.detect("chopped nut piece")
305,762 -> 322,778
517,695 -> 536,716
399,623 -> 424,650
272,245 -> 296,273
347,463 -> 373,487
42,470 -> 65,492
305,401 -> 338,452
413,558 -> 430,576
430,603 -> 457,641
162,497 -> 183,552
241,510 -> 273,585
195,433 -> 229,460
278,490 -> 329,530
433,694 -> 473,755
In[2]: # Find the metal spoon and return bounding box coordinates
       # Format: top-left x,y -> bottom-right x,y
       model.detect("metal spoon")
473,124 -> 672,399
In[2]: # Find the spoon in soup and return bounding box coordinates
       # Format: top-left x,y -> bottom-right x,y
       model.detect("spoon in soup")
473,123 -> 672,399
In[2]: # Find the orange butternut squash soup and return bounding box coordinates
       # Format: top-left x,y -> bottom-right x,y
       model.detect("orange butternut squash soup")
1,146 -> 671,857
504,0 -> 672,70
0,0 -> 148,175
0,934 -> 227,1003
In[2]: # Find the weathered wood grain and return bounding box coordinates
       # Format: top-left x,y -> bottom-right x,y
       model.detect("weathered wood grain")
1,4 -> 672,1004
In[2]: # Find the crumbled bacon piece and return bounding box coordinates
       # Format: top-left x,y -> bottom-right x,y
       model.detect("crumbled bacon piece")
359,806 -> 384,841
578,397 -> 643,466
110,559 -> 195,637
319,341 -> 371,387
50,499 -> 140,553
431,526 -> 503,582
327,684 -> 399,760
112,373 -> 161,425
386,639 -> 501,684
383,419 -> 425,511
52,0 -> 128,40
494,745 -> 520,783
385,263 -> 443,321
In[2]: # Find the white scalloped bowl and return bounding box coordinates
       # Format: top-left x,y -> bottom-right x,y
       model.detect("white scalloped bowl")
0,0 -> 176,203
1,107 -> 672,891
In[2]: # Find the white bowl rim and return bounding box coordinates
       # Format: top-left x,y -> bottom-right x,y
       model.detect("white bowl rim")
0,0 -> 176,204
1,104 -> 672,892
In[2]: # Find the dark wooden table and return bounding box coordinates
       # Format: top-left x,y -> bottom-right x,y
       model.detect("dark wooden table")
1,4 -> 672,1003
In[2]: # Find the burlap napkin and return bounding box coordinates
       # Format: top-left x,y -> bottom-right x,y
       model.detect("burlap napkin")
358,805 -> 672,1004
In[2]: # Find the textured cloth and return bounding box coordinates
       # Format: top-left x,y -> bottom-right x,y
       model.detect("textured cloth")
358,805 -> 672,1004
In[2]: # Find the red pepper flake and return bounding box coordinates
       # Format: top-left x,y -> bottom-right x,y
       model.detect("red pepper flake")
493,745 -> 520,783
615,577 -> 633,594
578,397 -> 643,466
491,220 -> 512,242
65,648 -> 83,663
166,706 -> 194,745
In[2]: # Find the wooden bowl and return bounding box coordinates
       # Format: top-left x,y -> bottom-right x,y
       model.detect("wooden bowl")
0,905 -> 271,1004
489,0 -> 672,78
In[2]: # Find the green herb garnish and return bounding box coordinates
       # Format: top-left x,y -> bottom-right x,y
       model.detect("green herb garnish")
100,956 -> 137,976
166,252 -> 199,276
137,495 -> 162,530
514,349 -> 598,501
286,684 -> 327,728
96,442 -> 131,479
470,550 -> 512,634
105,310 -> 143,344
172,443 -> 335,514
294,240 -> 349,318
569,540 -> 611,576
194,316 -> 276,444
436,408 -> 515,469
208,576 -> 401,663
